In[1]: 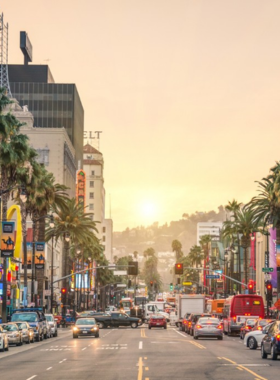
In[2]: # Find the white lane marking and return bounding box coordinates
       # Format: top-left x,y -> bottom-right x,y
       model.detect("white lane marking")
139,341 -> 143,349
82,347 -> 87,351
59,359 -> 67,364
46,367 -> 52,371
26,376 -> 37,380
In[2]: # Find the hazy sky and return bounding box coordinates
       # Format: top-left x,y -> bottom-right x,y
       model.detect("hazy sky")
3,1 -> 280,230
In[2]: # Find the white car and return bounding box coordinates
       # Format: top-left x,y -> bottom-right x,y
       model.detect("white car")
244,322 -> 274,349
0,325 -> 9,352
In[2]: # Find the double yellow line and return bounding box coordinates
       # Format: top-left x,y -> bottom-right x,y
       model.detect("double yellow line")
141,329 -> 147,338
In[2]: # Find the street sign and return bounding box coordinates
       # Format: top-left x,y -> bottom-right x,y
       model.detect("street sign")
183,282 -> 192,285
116,284 -> 127,288
113,270 -> 127,276
206,275 -> 220,279
262,268 -> 274,272
215,270 -> 223,274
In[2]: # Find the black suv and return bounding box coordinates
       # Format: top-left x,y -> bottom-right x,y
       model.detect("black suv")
188,313 -> 211,336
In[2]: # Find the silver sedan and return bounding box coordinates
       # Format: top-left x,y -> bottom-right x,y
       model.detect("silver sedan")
193,317 -> 223,340
1,323 -> 23,346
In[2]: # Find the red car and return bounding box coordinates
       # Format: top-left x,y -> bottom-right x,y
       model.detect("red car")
148,314 -> 167,329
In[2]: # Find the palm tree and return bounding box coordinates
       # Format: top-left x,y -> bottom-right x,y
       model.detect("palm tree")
188,245 -> 203,267
225,199 -> 242,220
172,239 -> 183,262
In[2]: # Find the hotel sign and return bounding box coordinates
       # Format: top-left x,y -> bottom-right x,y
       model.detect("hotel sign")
76,170 -> 86,208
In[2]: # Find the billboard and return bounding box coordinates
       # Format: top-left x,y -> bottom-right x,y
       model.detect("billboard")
20,31 -> 33,63
76,170 -> 86,208
1,221 -> 16,258
35,242 -> 45,269
269,228 -> 277,288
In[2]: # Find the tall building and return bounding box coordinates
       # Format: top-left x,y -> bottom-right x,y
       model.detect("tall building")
83,144 -> 113,261
8,64 -> 84,166
197,222 -> 223,245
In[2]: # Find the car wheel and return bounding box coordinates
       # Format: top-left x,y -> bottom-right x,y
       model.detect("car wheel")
261,344 -> 267,359
5,343 -> 9,351
164,326 -> 167,329
240,333 -> 243,339
193,335 -> 198,340
148,326 -> 151,329
44,332 -> 48,339
95,333 -> 99,338
26,337 -> 30,344
54,331 -> 58,337
218,336 -> 223,340
248,337 -> 257,350
73,334 -> 78,339
0,346 -> 4,352
190,329 -> 193,336
98,322 -> 105,329
36,335 -> 40,342
131,322 -> 138,328
40,334 -> 44,341
272,344 -> 278,360
224,330 -> 228,335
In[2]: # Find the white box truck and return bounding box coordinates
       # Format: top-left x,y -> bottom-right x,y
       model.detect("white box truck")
175,294 -> 205,329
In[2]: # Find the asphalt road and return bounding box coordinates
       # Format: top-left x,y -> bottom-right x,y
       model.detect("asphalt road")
0,326 -> 280,380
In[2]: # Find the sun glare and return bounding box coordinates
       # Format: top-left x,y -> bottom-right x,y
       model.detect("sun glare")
138,200 -> 158,223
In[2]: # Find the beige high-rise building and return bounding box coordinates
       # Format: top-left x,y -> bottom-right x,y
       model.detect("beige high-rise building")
83,144 -> 113,262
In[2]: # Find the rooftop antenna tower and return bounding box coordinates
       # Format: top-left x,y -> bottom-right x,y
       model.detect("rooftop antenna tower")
0,13 -> 12,97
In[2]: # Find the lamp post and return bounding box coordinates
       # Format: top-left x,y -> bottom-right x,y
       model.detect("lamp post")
1,185 -> 26,323
50,231 -> 69,313
31,214 -> 54,306
222,252 -> 229,297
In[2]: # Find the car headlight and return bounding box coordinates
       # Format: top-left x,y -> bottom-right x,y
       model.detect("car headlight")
92,327 -> 98,331
73,327 -> 78,331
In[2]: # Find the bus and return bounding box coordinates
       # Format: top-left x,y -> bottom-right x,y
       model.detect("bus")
223,294 -> 265,335
211,299 -> 225,317
119,298 -> 133,312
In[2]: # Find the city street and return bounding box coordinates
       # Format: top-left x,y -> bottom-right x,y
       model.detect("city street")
0,326 -> 279,380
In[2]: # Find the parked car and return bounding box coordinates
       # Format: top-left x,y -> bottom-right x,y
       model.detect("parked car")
45,314 -> 58,337
189,313 -> 211,336
73,318 -> 99,338
240,318 -> 256,339
261,320 -> 280,360
244,321 -> 274,349
193,317 -> 223,340
0,325 -> 9,352
54,314 -> 62,328
11,308 -> 47,341
148,314 -> 167,329
14,322 -> 35,344
1,323 -> 23,346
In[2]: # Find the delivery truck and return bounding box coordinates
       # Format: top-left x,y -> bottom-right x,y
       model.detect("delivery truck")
175,294 -> 205,330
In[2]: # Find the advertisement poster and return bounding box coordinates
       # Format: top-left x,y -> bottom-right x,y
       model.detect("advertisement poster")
35,242 -> 45,269
269,228 -> 277,287
76,170 -> 86,208
1,221 -> 15,258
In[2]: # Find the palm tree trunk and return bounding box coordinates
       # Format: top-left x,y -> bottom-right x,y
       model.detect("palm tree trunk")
276,228 -> 280,298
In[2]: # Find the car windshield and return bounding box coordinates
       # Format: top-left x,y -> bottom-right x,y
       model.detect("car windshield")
16,323 -> 27,329
246,319 -> 255,326
259,319 -> 272,326
2,324 -> 17,331
11,313 -> 38,322
76,319 -> 96,326
45,316 -> 54,322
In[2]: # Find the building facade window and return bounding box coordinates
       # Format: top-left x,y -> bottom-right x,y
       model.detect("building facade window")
91,170 -> 95,176
89,192 -> 94,199
90,181 -> 94,187
103,227 -> 106,233
103,236 -> 106,242
89,204 -> 94,210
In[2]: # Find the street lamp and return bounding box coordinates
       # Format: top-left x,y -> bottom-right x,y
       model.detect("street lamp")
1,185 -> 26,323
31,214 -> 54,306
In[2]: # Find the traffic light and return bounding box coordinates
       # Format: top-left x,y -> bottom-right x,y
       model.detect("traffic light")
248,283 -> 254,294
266,282 -> 272,301
61,287 -> 67,305
170,283 -> 173,291
150,280 -> 153,288
175,263 -> 183,275
61,288 -> 67,295
128,261 -> 138,275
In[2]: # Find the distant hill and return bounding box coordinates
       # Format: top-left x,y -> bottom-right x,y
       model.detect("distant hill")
113,205 -> 227,256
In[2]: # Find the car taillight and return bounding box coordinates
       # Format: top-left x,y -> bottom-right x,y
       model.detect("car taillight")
217,325 -> 223,329
276,334 -> 280,341
257,326 -> 262,330
188,322 -> 191,326
247,326 -> 252,330
196,325 -> 202,329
